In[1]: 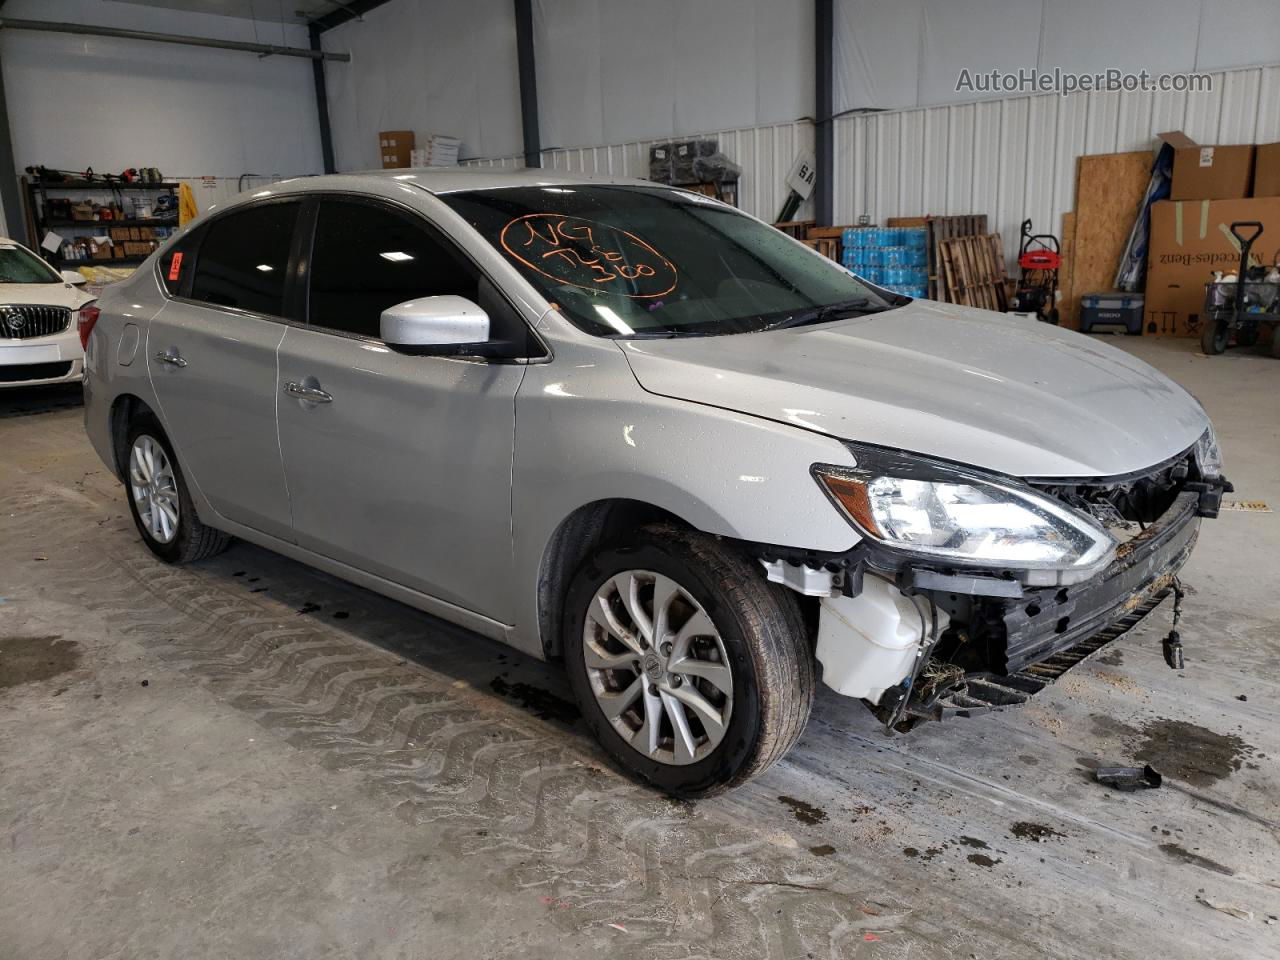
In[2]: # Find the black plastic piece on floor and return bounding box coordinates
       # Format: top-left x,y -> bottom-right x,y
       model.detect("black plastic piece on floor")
1095,764 -> 1163,791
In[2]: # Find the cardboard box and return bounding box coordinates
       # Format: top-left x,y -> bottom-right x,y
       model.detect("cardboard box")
379,130 -> 415,169
1254,142 -> 1280,197
1170,144 -> 1255,200
1144,197 -> 1280,335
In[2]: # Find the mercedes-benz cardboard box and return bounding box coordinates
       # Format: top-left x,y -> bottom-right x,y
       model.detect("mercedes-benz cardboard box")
1254,143 -> 1280,198
1144,197 -> 1280,335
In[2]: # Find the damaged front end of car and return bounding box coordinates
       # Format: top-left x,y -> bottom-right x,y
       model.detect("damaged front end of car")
759,431 -> 1230,731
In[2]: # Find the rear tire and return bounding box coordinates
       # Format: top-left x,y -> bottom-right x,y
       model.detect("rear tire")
1201,321 -> 1229,355
124,415 -> 231,564
1272,325 -> 1280,359
563,524 -> 813,797
1236,324 -> 1260,348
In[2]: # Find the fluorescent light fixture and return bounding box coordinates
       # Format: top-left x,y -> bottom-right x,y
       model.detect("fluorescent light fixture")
255,264 -> 274,272
592,304 -> 634,336
379,251 -> 414,262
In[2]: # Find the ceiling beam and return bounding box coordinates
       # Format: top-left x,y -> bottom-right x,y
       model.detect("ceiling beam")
310,0 -> 397,33
0,17 -> 351,61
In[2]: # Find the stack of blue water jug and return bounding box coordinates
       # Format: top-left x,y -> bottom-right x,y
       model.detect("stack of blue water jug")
840,226 -> 929,299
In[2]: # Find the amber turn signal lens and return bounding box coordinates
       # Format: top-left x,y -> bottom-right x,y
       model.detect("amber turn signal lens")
815,469 -> 883,538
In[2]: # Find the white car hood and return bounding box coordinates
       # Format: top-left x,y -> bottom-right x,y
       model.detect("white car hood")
0,282 -> 91,310
619,299 -> 1209,478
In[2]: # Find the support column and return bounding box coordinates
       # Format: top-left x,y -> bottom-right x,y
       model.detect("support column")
814,0 -> 834,226
309,24 -> 336,174
513,0 -> 541,168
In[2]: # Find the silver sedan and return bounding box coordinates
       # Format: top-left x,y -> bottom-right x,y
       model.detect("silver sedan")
81,169 -> 1227,795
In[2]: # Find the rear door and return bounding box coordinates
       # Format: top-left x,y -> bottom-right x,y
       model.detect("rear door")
148,200 -> 300,541
275,195 -> 529,621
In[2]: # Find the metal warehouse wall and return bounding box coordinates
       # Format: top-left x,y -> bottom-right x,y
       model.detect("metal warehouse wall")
833,62 -> 1280,264
463,120 -> 815,224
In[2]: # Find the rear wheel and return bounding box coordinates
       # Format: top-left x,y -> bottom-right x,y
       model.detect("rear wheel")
1272,325 -> 1280,359
563,524 -> 813,797
1236,324 -> 1260,348
125,416 -> 231,564
1201,321 -> 1229,355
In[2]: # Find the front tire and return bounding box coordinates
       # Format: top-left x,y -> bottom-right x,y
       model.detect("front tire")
125,416 -> 231,564
563,524 -> 813,797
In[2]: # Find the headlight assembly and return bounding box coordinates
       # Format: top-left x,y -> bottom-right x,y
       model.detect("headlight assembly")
1193,426 -> 1223,479
814,446 -> 1115,580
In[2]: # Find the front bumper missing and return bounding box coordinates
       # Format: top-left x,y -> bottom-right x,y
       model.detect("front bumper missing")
903,490 -> 1201,721
905,588 -> 1170,721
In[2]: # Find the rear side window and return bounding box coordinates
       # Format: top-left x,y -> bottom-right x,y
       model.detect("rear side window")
158,228 -> 203,296
307,199 -> 480,339
189,202 -> 300,316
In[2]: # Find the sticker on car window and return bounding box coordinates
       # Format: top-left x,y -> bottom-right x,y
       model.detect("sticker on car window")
499,214 -> 677,298
167,251 -> 184,282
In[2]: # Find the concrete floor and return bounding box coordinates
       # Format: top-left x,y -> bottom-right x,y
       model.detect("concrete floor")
1,335 -> 1277,960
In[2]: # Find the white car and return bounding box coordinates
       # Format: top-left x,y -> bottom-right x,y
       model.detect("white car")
0,238 -> 95,388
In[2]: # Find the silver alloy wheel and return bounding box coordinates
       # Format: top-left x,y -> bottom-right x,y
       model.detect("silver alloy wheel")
128,435 -> 180,545
583,569 -> 733,766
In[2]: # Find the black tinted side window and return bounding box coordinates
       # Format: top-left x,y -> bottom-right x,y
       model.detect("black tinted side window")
158,227 -> 204,297
189,202 -> 299,316
307,200 -> 480,339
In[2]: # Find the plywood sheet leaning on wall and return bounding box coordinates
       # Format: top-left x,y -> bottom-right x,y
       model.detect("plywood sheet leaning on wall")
1062,151 -> 1153,330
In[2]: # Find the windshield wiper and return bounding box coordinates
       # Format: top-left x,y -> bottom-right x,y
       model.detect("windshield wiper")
760,298 -> 881,332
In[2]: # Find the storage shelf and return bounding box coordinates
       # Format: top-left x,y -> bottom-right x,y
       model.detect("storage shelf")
55,256 -> 147,267
45,218 -> 178,229
32,180 -> 178,191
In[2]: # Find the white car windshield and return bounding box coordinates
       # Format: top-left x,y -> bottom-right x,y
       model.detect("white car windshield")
443,185 -> 902,338
0,244 -> 60,284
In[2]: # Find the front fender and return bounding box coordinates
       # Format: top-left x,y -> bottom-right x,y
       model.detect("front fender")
509,338 -> 860,654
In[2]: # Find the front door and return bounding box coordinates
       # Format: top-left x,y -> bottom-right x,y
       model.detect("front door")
276,197 -> 527,622
148,200 -> 300,541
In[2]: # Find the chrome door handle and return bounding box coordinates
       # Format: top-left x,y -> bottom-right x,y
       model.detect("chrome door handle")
153,351 -> 187,368
284,381 -> 333,404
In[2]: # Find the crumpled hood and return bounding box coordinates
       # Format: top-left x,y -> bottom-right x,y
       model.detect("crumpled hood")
619,299 -> 1209,478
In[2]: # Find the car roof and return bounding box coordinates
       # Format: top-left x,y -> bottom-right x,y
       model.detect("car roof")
276,167 -> 660,196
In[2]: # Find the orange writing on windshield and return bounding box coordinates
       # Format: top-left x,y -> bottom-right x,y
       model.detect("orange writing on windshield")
499,214 -> 678,298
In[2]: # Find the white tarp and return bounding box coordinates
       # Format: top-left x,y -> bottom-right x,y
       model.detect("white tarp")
533,0 -> 812,152
324,0 -> 524,167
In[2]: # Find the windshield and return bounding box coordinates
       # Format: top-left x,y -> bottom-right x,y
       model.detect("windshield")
0,244 -> 59,284
442,185 -> 901,338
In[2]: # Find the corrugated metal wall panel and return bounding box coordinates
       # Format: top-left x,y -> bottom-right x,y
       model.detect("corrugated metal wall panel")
463,121 -> 813,221
835,62 -> 1280,269
1258,66 -> 1280,142
460,63 -> 1276,272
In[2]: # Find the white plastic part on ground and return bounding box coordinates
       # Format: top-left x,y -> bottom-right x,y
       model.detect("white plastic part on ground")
815,575 -> 949,703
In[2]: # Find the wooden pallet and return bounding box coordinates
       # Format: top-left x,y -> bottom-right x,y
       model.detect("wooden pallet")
928,215 -> 988,300
803,237 -> 840,261
773,220 -> 815,240
939,233 -> 1008,311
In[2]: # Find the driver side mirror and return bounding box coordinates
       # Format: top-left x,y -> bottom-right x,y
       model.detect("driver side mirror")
60,269 -> 87,286
380,296 -> 490,356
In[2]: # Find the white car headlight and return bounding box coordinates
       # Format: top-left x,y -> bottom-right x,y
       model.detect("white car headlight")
814,448 -> 1115,575
1193,426 -> 1222,479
